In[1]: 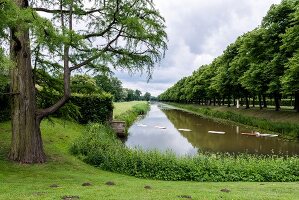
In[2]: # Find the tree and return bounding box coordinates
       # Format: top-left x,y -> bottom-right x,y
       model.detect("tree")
4,0 -> 167,163
94,74 -> 123,101
143,92 -> 151,101
134,89 -> 142,101
281,2 -> 299,112
71,74 -> 100,94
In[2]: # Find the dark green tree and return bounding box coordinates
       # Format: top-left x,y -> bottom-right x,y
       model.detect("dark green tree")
3,0 -> 167,163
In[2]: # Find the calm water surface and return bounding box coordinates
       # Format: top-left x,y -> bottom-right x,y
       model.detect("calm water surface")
125,104 -> 299,156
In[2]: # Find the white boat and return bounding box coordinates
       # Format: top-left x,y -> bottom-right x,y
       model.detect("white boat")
208,131 -> 225,134
257,133 -> 279,137
178,129 -> 192,132
155,126 -> 166,129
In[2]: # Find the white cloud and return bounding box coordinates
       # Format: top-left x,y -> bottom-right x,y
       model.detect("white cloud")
115,0 -> 281,96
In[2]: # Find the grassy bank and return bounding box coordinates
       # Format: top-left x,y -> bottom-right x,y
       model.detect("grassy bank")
114,101 -> 149,134
166,103 -> 299,139
0,102 -> 298,199
71,123 -> 299,182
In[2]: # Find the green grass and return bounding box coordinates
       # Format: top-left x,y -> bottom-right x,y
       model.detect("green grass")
167,103 -> 299,139
0,103 -> 298,199
113,101 -> 147,117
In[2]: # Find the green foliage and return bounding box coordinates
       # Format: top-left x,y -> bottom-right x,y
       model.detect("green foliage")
71,123 -> 299,182
114,102 -> 150,134
94,74 -> 124,101
159,0 -> 299,111
70,93 -> 113,124
71,74 -> 100,94
38,90 -> 113,124
170,103 -> 299,139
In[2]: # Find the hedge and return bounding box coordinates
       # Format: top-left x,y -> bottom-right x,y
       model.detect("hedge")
0,92 -> 113,124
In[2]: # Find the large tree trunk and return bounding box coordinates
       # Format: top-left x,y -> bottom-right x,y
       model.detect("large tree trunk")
294,90 -> 299,112
262,95 -> 267,108
274,93 -> 281,112
245,96 -> 249,109
9,0 -> 46,163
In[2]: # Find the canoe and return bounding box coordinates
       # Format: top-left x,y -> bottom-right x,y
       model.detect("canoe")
154,126 -> 166,129
258,134 -> 279,137
241,132 -> 257,136
208,131 -> 225,134
178,129 -> 192,132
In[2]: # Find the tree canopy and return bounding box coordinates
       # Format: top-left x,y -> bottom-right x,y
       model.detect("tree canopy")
159,0 -> 299,112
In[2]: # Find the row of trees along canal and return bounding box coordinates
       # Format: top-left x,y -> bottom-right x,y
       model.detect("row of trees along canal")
0,0 -> 167,163
159,0 -> 299,113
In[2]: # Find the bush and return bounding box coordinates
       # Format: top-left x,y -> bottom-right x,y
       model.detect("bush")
38,92 -> 113,124
71,123 -> 299,182
70,94 -> 113,124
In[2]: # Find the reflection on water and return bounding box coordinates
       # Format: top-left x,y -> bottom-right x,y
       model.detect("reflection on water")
126,103 -> 299,156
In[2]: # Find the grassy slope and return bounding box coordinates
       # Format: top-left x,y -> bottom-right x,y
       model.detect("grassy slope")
214,106 -> 299,124
0,103 -> 298,199
113,101 -> 145,117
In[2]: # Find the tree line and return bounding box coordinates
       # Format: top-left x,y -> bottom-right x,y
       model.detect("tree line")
159,0 -> 299,112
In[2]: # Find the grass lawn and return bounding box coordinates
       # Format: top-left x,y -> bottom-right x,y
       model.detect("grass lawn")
113,101 -> 147,117
0,102 -> 298,199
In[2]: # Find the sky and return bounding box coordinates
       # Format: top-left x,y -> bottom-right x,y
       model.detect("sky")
114,0 -> 282,97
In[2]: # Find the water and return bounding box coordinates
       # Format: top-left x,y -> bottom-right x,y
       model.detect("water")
125,103 -> 299,156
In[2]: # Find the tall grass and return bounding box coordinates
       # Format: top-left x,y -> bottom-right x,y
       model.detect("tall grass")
170,103 -> 299,139
71,124 -> 299,182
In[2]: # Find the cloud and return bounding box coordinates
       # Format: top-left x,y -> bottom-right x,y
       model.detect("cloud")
115,0 -> 281,96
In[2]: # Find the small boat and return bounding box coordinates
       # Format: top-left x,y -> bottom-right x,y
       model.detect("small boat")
208,131 -> 225,134
178,129 -> 192,132
155,126 -> 166,129
241,132 -> 257,136
257,133 -> 279,137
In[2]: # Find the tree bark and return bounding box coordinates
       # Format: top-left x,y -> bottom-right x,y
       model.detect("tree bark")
262,95 -> 267,108
274,93 -> 281,112
9,0 -> 45,163
245,96 -> 249,109
294,90 -> 299,112
258,95 -> 262,110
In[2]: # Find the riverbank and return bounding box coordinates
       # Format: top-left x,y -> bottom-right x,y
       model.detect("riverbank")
0,102 -> 298,199
114,101 -> 150,135
165,103 -> 299,139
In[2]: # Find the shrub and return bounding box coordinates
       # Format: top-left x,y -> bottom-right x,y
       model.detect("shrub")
38,92 -> 113,124
71,123 -> 299,182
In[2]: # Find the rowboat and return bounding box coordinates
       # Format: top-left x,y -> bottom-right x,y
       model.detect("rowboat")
178,129 -> 192,132
208,131 -> 225,134
155,126 -> 166,129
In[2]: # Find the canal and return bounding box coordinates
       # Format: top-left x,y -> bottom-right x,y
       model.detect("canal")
125,103 -> 299,156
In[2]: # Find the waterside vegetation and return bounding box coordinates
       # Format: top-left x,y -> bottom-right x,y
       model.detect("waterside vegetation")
166,103 -> 299,139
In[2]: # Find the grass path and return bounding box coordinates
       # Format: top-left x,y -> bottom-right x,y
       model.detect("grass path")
0,102 -> 298,199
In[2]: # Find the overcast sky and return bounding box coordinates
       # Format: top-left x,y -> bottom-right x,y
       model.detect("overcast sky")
114,0 -> 281,97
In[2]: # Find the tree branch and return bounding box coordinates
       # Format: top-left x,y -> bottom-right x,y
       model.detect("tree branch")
33,7 -> 104,15
70,26 -> 124,71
